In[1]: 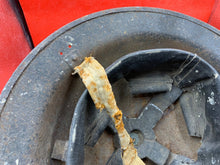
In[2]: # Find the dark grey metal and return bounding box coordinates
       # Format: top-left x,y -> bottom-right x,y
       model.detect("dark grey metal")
127,73 -> 173,95
66,91 -> 87,165
0,7 -> 220,165
79,49 -> 219,165
85,110 -> 110,146
148,86 -> 182,112
108,86 -> 182,145
124,103 -> 164,140
170,155 -> 195,165
180,91 -> 206,138
130,130 -> 144,146
173,54 -> 216,88
118,87 -> 181,163
106,148 -> 123,165
138,140 -> 170,165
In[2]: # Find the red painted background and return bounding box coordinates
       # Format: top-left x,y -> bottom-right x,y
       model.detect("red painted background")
0,0 -> 220,93
0,0 -> 31,93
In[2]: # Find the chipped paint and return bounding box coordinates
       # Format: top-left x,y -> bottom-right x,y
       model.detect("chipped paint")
149,103 -> 164,114
20,92 -> 28,96
211,156 -> 216,164
15,159 -> 19,165
71,124 -> 77,143
107,60 -> 121,73
207,92 -> 216,105
0,98 -> 6,104
60,71 -> 64,75
65,35 -> 74,41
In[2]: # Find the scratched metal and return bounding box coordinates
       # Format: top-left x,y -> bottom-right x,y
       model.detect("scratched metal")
74,49 -> 220,165
0,8 -> 220,165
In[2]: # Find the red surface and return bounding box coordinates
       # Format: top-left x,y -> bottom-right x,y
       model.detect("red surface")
19,0 -> 216,46
209,0 -> 220,29
0,0 -> 31,93
0,0 -> 220,93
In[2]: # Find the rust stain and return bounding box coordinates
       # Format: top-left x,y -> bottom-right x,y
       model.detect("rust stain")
112,110 -> 124,133
75,57 -> 144,165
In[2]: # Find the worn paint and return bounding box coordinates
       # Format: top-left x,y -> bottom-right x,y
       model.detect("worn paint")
207,92 -> 216,105
15,159 -> 19,165
71,124 -> 77,143
0,98 -> 6,104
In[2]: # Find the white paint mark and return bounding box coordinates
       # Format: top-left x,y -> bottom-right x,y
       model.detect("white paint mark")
28,80 -> 31,83
72,124 -> 77,142
0,98 -> 6,104
111,60 -> 121,69
195,70 -> 199,73
20,92 -> 28,96
211,156 -> 216,164
207,92 -> 216,105
15,159 -> 19,165
60,71 -> 64,75
136,106 -> 149,119
107,60 -> 121,73
64,35 -> 74,41
214,73 -> 219,79
149,103 -> 163,114
4,162 -> 8,165
9,97 -> 13,101
2,87 -> 6,91
67,42 -> 73,46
